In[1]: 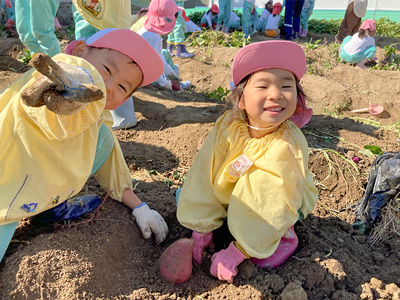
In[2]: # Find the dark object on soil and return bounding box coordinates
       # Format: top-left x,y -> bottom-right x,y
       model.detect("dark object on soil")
355,152 -> 400,232
33,194 -> 102,224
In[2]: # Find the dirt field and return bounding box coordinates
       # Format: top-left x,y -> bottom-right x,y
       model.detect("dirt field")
0,31 -> 399,300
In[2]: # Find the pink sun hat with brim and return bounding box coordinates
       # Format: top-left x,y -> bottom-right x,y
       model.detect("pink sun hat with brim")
211,4 -> 219,14
231,40 -> 312,128
144,0 -> 183,35
65,28 -> 163,88
360,19 -> 376,32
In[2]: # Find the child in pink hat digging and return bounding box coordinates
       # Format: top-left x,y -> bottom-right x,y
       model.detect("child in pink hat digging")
0,28 -> 169,262
340,19 -> 377,69
200,4 -> 219,29
137,0 -> 186,91
176,40 -> 318,283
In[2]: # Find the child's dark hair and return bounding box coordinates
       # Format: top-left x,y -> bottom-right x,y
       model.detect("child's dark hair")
265,1 -> 273,11
358,28 -> 374,39
228,73 -> 308,124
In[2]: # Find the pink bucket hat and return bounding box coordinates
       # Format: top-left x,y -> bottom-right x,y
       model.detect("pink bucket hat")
65,28 -> 163,87
360,19 -> 376,32
231,41 -> 312,128
144,0 -> 183,35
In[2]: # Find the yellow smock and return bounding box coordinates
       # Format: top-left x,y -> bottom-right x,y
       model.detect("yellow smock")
0,53 -> 133,225
177,111 -> 318,259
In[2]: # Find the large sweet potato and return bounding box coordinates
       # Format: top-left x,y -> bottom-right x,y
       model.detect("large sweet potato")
159,238 -> 194,283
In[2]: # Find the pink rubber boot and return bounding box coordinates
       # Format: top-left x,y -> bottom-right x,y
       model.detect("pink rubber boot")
250,226 -> 298,268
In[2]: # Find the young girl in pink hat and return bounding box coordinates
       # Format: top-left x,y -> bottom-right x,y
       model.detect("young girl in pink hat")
340,19 -> 377,69
137,0 -> 184,90
176,40 -> 318,283
0,28 -> 169,262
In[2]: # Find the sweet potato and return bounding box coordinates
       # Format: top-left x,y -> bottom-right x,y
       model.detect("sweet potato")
159,238 -> 194,283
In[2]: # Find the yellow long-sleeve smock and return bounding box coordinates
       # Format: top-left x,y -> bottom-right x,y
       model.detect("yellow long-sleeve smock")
177,111 -> 318,259
0,53 -> 133,225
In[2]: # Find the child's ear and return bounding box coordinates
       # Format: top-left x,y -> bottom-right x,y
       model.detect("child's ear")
72,41 -> 89,57
238,96 -> 245,110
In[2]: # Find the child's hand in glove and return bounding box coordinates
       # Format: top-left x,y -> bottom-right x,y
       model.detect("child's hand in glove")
132,203 -> 169,245
210,241 -> 248,283
166,70 -> 182,82
21,53 -> 104,115
192,231 -> 213,265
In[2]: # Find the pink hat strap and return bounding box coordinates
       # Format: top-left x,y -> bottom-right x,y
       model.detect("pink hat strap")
290,86 -> 312,128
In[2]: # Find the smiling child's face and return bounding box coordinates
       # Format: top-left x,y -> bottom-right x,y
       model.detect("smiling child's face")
73,41 -> 143,110
239,68 -> 298,136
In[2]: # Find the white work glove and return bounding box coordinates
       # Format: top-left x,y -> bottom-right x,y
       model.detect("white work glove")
166,70 -> 182,82
132,203 -> 169,244
161,80 -> 173,90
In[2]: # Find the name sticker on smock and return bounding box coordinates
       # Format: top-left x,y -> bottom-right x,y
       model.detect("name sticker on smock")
80,0 -> 102,17
229,154 -> 253,178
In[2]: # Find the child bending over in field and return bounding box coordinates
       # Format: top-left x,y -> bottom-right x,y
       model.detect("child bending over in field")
200,4 -> 219,30
0,28 -> 169,262
176,40 -> 318,283
340,19 -> 377,69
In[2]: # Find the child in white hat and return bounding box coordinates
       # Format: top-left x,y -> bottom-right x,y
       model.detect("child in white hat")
176,41 -> 318,283
0,28 -> 169,262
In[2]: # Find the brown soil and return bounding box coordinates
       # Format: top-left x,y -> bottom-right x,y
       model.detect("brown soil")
0,32 -> 399,300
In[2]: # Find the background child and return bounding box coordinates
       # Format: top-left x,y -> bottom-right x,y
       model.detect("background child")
336,0 -> 368,43
200,4 -> 219,29
0,28 -> 168,262
183,9 -> 201,33
227,11 -> 241,31
215,0 -> 231,33
264,2 -> 281,38
137,0 -> 184,91
176,40 -> 317,283
166,1 -> 195,58
14,0 -> 61,57
256,0 -> 273,33
340,19 -> 376,69
299,0 -> 314,37
283,0 -> 304,40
